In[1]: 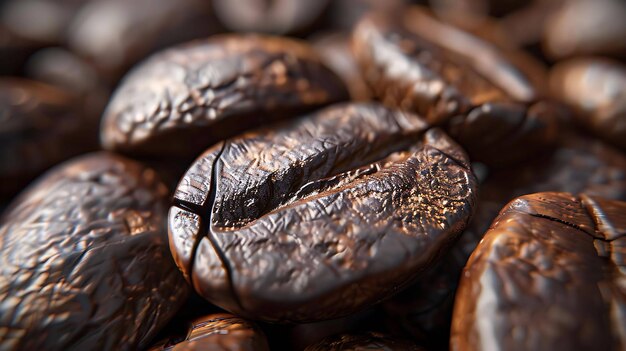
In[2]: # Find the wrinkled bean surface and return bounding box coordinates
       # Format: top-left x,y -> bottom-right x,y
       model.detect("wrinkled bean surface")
170,102 -> 477,322
0,152 -> 187,351
451,192 -> 626,351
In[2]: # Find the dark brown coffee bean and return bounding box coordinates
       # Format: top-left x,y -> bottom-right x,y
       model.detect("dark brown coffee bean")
304,332 -> 425,351
451,192 -> 626,351
381,178 -> 508,348
312,33 -> 372,101
543,0 -> 626,59
212,0 -> 329,35
550,58 -> 626,151
0,78 -> 98,199
101,34 -> 348,159
67,0 -> 218,81
148,313 -> 269,351
169,102 -> 477,322
383,130 -> 626,347
0,152 -> 188,351
352,6 -> 558,167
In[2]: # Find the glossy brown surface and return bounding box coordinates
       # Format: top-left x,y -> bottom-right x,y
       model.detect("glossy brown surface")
101,34 -> 348,158
383,130 -> 626,347
212,0 -> 329,35
451,192 -> 626,351
148,313 -> 269,351
170,102 -> 477,322
550,58 -> 626,151
352,6 -> 557,167
0,152 -> 188,351
304,332 -> 424,351
0,78 -> 97,199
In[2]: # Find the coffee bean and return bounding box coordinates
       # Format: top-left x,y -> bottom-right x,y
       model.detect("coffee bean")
451,192 -> 626,351
383,129 -> 626,347
352,6 -> 558,167
550,58 -> 626,151
0,152 -> 188,351
0,78 -> 98,199
101,34 -> 348,159
304,331 -> 425,351
169,102 -> 477,322
148,313 -> 269,351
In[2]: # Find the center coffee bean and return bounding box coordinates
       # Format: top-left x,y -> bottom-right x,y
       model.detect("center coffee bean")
169,102 -> 477,322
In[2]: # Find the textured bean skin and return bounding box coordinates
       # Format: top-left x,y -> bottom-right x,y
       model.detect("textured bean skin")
169,102 -> 477,322
451,192 -> 626,351
101,34 -> 348,158
383,131 -> 626,347
352,7 -> 557,167
0,153 -> 188,351
0,78 -> 97,199
304,332 -> 425,351
148,313 -> 269,351
550,58 -> 626,151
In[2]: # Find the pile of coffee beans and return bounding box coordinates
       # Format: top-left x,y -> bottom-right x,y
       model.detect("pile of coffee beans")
1,1 -> 624,350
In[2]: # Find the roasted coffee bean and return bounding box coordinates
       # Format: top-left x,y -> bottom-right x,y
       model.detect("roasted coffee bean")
451,192 -> 626,351
352,6 -> 558,167
382,179 -> 508,349
304,332 -> 424,351
550,58 -> 626,151
148,313 -> 269,351
169,102 -> 477,322
0,152 -> 188,351
383,130 -> 626,347
212,0 -> 329,35
543,0 -> 626,59
0,78 -> 98,199
67,0 -> 217,82
312,33 -> 372,101
101,34 -> 348,159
